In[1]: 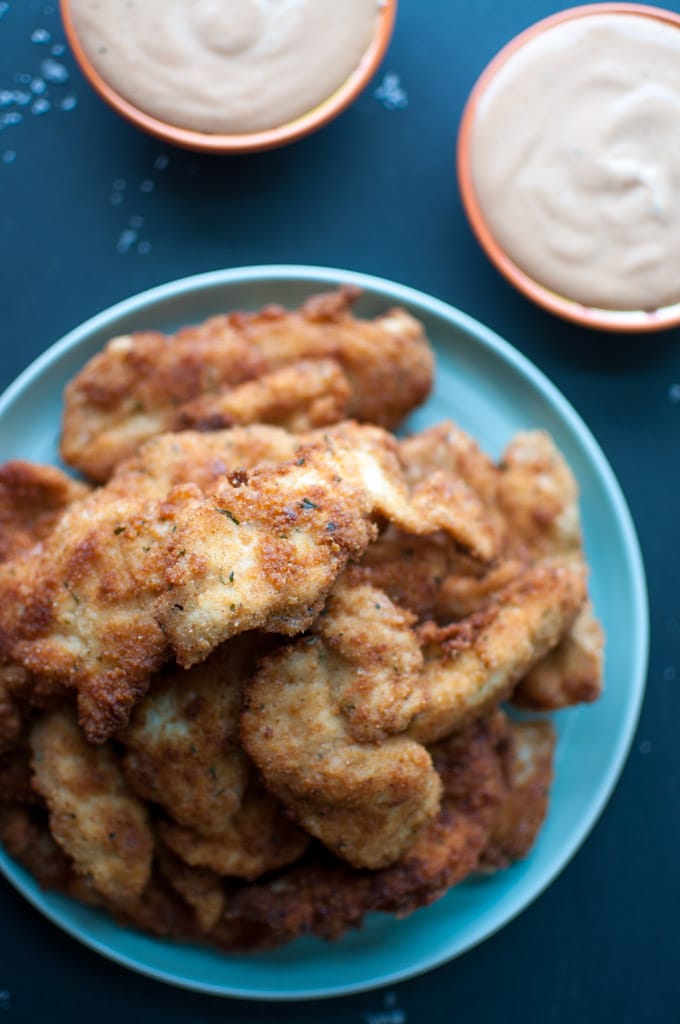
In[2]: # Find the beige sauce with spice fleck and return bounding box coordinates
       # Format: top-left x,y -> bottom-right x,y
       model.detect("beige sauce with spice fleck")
67,0 -> 380,134
469,13 -> 680,311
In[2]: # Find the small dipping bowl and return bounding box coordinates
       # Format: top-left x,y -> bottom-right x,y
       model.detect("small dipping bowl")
457,4 -> 680,332
60,0 -> 397,154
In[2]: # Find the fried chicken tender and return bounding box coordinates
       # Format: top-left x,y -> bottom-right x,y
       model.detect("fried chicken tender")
513,603 -> 604,709
159,422 -> 499,670
481,719 -> 555,869
158,776 -> 309,880
119,638 -> 256,834
5,423 -> 473,741
0,461 -> 89,752
241,591 -> 441,870
498,431 -> 604,709
0,460 -> 89,564
498,431 -> 582,560
108,424 -> 303,500
223,713 -> 510,946
0,803 -> 102,907
0,486 -> 177,742
29,708 -> 153,901
400,421 -> 502,514
409,558 -> 588,745
312,575 -> 425,741
154,843 -> 226,931
61,287 -> 434,482
172,359 -> 351,432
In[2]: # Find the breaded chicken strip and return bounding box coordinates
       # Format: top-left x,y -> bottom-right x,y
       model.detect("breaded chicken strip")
155,842 -> 226,932
481,719 -> 555,869
0,423 -> 503,743
400,421 -> 502,516
118,638 -> 257,834
108,424 -> 303,500
0,803 -> 103,907
223,713 -> 509,946
0,461 -> 88,751
158,422 -> 499,668
0,486 -> 179,742
310,575 -> 425,742
0,460 -> 89,564
409,558 -> 587,744
29,708 -> 153,901
61,287 -> 434,481
172,359 -> 351,432
513,603 -> 604,709
498,431 -> 604,709
158,777 -> 309,880
498,430 -> 582,561
241,587 -> 441,870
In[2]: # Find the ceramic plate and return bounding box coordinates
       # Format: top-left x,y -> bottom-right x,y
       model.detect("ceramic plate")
0,266 -> 648,1000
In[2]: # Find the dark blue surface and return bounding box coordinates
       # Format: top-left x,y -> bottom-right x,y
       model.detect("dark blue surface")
1,1 -> 679,1020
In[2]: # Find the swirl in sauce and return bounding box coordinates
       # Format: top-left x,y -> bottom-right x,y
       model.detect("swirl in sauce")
469,13 -> 680,312
67,0 -> 380,135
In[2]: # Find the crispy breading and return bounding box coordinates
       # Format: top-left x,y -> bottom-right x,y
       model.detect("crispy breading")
61,288 -> 434,481
481,719 -> 555,869
0,486 -> 177,741
241,615 -> 441,870
312,575 -> 425,741
6,424 -> 458,741
496,431 -> 604,709
409,558 -> 587,744
108,424 -> 303,500
119,638 -> 256,833
155,842 -> 226,932
158,422 -> 500,669
513,602 -> 604,709
29,708 -> 153,901
172,359 -> 351,432
498,430 -> 582,561
0,461 -> 89,751
158,777 -> 309,879
350,529 -> 456,620
0,460 -> 89,563
400,421 -> 502,514
223,714 -> 509,946
0,803 -> 102,906
434,558 -> 526,622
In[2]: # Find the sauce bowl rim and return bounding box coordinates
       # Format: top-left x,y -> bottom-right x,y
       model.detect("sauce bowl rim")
457,2 -> 680,333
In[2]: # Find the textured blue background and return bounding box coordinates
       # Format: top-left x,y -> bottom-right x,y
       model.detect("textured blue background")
0,1 -> 678,1020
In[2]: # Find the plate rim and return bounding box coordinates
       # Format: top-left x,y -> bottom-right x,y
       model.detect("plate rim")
0,264 -> 649,1000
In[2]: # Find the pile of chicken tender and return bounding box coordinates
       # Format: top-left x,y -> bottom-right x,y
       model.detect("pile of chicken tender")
0,287 -> 603,950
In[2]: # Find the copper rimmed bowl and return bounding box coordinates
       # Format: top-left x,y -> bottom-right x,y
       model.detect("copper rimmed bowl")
457,3 -> 680,333
60,0 -> 397,153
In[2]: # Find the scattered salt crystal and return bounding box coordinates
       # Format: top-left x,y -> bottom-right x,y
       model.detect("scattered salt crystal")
41,57 -> 69,84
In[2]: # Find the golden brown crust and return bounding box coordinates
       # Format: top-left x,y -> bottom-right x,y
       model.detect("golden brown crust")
61,289 -> 434,482
158,777 -> 309,880
223,713 -> 510,945
0,460 -> 89,564
513,602 -> 605,710
29,709 -> 153,901
480,719 -> 556,869
172,359 -> 352,433
242,627 -> 441,870
119,638 -> 258,833
409,558 -> 588,744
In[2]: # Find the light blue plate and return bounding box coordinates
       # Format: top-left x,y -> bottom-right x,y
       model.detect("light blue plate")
0,266 -> 648,1000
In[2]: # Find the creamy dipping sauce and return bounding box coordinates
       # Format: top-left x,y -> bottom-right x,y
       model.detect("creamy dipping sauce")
469,13 -> 680,311
67,0 -> 380,135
